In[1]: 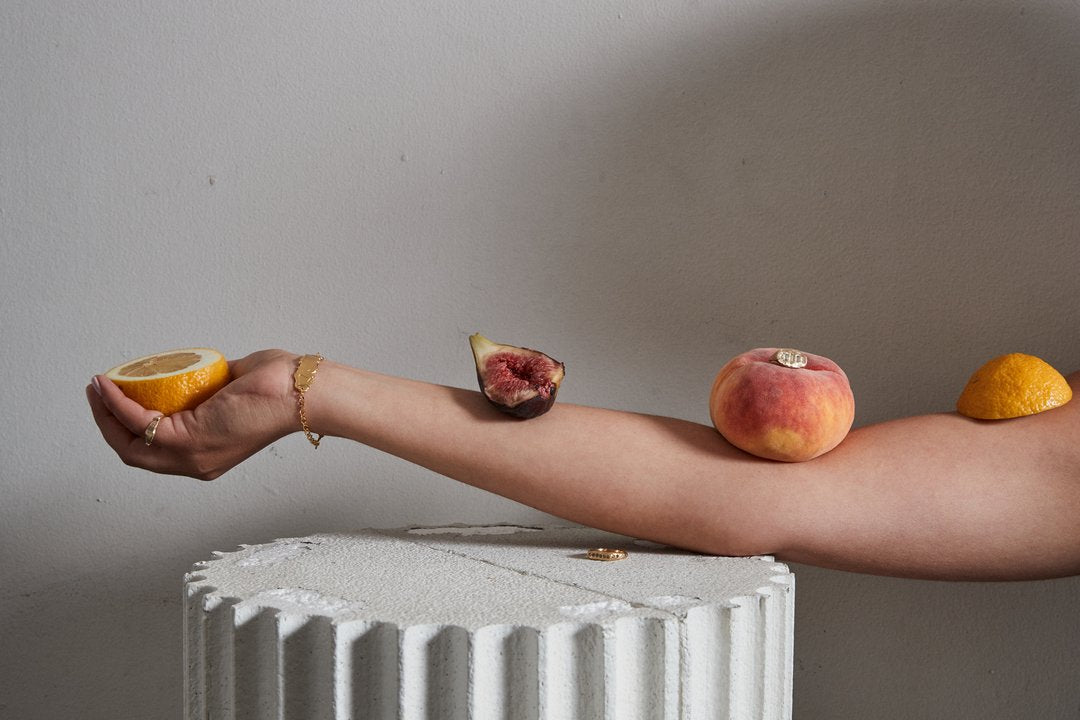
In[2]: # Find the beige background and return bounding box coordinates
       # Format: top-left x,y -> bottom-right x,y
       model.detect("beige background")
2,0 -> 1079,717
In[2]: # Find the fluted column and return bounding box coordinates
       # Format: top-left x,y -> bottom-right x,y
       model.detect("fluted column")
184,525 -> 794,719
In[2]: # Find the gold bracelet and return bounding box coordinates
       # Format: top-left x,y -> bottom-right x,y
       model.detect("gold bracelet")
293,353 -> 325,448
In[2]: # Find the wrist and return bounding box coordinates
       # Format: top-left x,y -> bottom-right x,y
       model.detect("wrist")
287,353 -> 329,447
266,350 -> 306,439
294,356 -> 341,441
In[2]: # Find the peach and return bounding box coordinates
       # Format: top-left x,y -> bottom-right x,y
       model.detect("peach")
709,348 -> 854,462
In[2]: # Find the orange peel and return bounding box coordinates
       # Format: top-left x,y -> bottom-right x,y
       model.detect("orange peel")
105,347 -> 230,415
956,353 -> 1071,420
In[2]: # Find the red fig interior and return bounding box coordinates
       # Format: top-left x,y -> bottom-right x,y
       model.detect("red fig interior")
483,352 -> 561,403
469,333 -> 565,411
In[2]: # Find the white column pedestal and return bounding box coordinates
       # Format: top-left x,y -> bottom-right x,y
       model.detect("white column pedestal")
184,525 -> 794,719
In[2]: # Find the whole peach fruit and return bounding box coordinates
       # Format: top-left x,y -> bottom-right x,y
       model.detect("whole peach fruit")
709,348 -> 854,462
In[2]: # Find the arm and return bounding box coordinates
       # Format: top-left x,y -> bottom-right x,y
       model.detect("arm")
307,362 -> 1080,581
87,353 -> 1080,581
780,398 -> 1080,580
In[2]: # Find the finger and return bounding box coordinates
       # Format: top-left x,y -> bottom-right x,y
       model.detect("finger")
87,384 -> 180,472
87,383 -> 137,450
93,374 -> 164,436
226,350 -> 260,377
227,349 -> 274,378
87,384 -> 155,459
89,376 -> 174,450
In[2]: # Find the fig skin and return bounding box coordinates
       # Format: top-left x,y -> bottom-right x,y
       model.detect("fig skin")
469,333 -> 565,419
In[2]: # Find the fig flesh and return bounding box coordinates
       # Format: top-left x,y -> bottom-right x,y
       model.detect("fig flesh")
469,333 -> 565,419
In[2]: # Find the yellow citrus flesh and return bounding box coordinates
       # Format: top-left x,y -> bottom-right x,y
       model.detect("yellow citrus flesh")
956,353 -> 1072,420
105,347 -> 230,415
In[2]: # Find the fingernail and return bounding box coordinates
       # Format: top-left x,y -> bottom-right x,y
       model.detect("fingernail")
91,376 -> 102,396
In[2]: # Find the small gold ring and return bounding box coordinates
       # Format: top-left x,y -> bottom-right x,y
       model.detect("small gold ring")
144,416 -> 164,446
587,548 -> 628,562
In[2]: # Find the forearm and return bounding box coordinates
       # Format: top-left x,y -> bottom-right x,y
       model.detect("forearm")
306,362 -> 1080,580
306,361 -> 795,556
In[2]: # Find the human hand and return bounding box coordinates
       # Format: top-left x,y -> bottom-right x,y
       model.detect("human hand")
87,349 -> 301,480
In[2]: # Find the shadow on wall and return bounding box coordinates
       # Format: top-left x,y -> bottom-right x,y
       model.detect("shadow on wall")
477,0 -> 1080,424
477,2 -> 1080,720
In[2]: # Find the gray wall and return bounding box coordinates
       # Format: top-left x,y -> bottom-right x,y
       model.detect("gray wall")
2,0 -> 1078,717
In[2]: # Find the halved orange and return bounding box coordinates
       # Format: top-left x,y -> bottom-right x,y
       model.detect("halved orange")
105,347 -> 230,415
956,353 -> 1072,420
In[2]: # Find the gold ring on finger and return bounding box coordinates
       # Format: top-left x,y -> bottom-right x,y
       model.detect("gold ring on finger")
144,416 -> 164,446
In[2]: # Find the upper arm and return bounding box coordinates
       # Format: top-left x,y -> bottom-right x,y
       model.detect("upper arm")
777,371 -> 1080,580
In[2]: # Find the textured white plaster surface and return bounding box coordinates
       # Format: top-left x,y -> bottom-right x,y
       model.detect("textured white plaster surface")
185,526 -> 794,719
4,0 -> 1080,718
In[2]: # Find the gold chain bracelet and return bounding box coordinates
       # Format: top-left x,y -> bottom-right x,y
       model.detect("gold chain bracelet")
293,353 -> 325,448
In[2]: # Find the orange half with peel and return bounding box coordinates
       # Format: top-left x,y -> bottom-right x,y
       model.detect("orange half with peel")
105,347 -> 230,415
956,353 -> 1072,420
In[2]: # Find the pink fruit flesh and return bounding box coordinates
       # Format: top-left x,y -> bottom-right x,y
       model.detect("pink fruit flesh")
486,352 -> 558,405
470,333 -> 564,419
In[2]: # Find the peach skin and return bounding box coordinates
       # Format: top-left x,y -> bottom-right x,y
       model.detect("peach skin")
709,347 -> 855,462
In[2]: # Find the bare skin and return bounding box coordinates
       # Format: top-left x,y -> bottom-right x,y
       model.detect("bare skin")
86,350 -> 1080,581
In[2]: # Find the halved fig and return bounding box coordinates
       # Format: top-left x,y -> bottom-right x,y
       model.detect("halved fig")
469,333 -> 565,419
